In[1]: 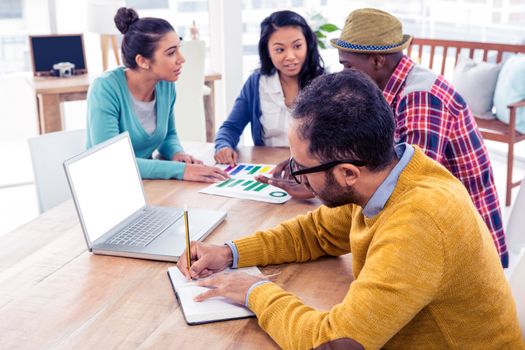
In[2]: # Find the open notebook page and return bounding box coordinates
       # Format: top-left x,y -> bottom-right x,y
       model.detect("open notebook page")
168,266 -> 260,325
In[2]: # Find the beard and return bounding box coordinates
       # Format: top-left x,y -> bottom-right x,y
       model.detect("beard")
311,171 -> 362,208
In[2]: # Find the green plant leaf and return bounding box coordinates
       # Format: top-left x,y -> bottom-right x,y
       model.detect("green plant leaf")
316,31 -> 327,39
319,23 -> 339,32
318,41 -> 326,49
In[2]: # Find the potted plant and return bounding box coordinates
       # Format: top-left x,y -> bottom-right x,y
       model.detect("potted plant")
309,13 -> 340,49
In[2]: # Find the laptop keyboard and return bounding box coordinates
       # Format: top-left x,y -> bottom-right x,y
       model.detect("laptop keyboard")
107,208 -> 183,247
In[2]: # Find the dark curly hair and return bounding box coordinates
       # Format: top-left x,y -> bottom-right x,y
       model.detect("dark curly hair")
258,10 -> 324,89
293,69 -> 395,171
114,7 -> 174,69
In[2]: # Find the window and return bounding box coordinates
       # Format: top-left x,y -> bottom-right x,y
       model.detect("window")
126,0 -> 169,9
241,0 -> 525,80
0,0 -> 51,74
178,1 -> 207,12
134,1 -> 209,41
0,0 -> 22,19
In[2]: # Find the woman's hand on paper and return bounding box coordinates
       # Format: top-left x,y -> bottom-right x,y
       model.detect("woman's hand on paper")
194,272 -> 265,305
172,152 -> 203,164
214,147 -> 238,167
183,164 -> 229,183
177,242 -> 233,280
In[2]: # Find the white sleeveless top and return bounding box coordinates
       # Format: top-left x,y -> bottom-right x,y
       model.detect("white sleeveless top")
258,72 -> 292,147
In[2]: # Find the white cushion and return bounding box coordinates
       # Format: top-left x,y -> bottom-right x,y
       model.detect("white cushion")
493,54 -> 525,134
453,57 -> 501,119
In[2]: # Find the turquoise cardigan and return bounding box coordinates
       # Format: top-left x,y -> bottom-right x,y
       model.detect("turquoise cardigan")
86,67 -> 186,179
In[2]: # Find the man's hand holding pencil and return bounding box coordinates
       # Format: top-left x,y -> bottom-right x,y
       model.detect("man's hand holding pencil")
177,241 -> 234,280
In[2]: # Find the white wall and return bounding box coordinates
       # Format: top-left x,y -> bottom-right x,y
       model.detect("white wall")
208,0 -> 243,124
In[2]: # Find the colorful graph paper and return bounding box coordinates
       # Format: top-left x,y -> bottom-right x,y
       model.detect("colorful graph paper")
199,163 -> 291,204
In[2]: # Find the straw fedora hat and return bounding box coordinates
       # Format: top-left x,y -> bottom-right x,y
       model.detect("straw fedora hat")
330,8 -> 412,54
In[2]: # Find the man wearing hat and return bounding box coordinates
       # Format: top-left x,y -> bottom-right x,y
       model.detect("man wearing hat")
265,8 -> 507,268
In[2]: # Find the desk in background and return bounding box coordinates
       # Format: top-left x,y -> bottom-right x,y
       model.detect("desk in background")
28,70 -> 222,142
0,145 -> 353,349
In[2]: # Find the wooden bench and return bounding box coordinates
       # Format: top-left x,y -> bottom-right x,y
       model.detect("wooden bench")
407,38 -> 525,206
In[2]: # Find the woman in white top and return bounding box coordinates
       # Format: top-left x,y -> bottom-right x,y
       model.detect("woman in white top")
214,10 -> 325,166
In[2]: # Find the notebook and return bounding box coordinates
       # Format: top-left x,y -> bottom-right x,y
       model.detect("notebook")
167,266 -> 260,325
199,163 -> 291,204
63,132 -> 226,262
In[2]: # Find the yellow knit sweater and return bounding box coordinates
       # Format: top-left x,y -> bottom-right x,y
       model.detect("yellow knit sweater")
234,147 -> 524,350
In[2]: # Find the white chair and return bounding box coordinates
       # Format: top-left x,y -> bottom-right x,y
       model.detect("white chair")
173,40 -> 207,142
28,129 -> 86,213
505,177 -> 525,280
509,250 -> 525,338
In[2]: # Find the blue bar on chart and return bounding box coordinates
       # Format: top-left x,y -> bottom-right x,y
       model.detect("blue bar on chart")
230,165 -> 245,175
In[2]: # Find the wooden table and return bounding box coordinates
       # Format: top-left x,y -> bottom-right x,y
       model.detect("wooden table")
28,70 -> 222,142
203,70 -> 222,142
0,145 -> 353,349
29,74 -> 90,134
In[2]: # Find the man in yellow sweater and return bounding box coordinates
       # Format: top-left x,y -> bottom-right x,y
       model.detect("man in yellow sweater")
177,70 -> 524,349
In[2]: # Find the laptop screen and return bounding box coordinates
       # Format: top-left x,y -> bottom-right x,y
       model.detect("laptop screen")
29,34 -> 87,76
66,134 -> 146,243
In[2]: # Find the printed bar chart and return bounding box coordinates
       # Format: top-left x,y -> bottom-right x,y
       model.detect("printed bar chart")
222,164 -> 272,177
199,163 -> 291,204
248,166 -> 261,175
217,179 -> 233,188
230,165 -> 245,176
244,181 -> 260,191
228,179 -> 245,187
253,183 -> 268,192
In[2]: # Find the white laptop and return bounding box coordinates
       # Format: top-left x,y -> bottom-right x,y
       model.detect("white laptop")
63,132 -> 226,262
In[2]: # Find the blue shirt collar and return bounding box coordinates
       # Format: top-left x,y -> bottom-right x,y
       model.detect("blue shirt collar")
362,143 -> 414,217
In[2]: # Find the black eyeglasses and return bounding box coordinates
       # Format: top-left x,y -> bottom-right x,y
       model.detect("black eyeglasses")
289,157 -> 367,184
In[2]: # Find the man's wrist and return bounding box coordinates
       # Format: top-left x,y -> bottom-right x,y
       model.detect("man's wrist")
224,241 -> 239,268
222,244 -> 233,266
245,280 -> 271,307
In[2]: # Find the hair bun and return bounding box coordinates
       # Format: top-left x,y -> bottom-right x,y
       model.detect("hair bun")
114,7 -> 139,34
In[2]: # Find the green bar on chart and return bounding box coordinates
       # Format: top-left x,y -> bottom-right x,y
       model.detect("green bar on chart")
244,182 -> 260,191
242,180 -> 254,186
217,179 -> 233,188
254,183 -> 269,192
228,179 -> 244,187
248,166 -> 262,174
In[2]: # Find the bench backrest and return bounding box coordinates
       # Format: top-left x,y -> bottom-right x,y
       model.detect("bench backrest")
407,38 -> 525,79
407,38 -> 525,208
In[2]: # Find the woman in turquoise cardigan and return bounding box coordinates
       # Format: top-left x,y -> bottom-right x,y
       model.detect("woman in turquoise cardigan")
86,7 -> 228,182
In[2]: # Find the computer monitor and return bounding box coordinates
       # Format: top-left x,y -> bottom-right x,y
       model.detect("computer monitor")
29,34 -> 88,77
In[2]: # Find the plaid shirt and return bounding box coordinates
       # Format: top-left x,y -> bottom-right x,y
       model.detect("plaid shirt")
384,55 -> 507,267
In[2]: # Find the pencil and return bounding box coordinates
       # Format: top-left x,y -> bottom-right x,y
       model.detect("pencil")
183,204 -> 191,270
